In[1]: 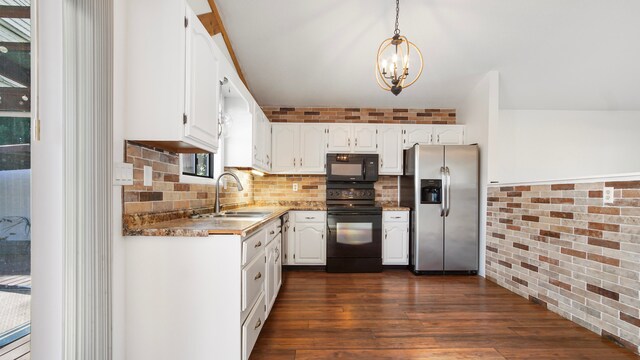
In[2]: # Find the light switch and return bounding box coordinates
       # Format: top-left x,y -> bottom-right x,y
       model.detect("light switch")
292,183 -> 298,192
113,162 -> 133,186
144,165 -> 153,186
603,187 -> 615,204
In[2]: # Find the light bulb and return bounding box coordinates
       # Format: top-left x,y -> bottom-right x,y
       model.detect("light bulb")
392,54 -> 398,63
381,59 -> 387,71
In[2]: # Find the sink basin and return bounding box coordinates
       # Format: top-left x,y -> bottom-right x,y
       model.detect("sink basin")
223,211 -> 272,216
211,213 -> 265,219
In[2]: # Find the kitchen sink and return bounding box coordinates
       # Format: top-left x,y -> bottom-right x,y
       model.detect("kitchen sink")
222,211 -> 272,216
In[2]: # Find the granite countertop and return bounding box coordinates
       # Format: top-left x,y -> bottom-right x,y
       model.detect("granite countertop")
124,203 -> 410,238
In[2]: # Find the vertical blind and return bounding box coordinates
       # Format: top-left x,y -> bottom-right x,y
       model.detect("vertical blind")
63,0 -> 113,358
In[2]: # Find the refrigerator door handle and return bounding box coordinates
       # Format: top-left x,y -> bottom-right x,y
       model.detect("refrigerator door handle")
445,166 -> 451,216
440,166 -> 446,217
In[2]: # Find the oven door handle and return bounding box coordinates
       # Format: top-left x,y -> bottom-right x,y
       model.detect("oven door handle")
328,212 -> 380,216
362,158 -> 366,179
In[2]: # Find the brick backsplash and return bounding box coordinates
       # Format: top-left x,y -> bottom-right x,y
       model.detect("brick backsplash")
262,106 -> 456,124
486,180 -> 640,354
123,142 -> 253,215
253,174 -> 399,206
123,141 -> 402,215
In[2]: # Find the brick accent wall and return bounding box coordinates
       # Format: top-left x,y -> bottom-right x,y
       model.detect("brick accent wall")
123,142 -> 253,215
262,107 -> 456,124
253,174 -> 399,206
486,180 -> 640,354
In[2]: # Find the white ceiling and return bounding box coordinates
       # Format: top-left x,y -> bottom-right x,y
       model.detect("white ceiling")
190,0 -> 640,110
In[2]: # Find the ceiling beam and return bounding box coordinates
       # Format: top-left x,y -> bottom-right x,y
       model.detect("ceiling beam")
0,42 -> 30,52
205,0 -> 248,88
0,87 -> 31,112
0,6 -> 30,18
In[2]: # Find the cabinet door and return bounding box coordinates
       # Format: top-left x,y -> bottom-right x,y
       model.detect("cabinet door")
184,5 -> 219,152
353,125 -> 377,152
434,126 -> 464,145
274,239 -> 282,298
299,125 -> 327,174
403,125 -> 433,149
293,223 -> 326,265
327,125 -> 352,152
271,124 -> 298,173
263,116 -> 272,171
378,126 -> 403,175
265,241 -> 276,316
383,223 -> 409,265
252,107 -> 264,168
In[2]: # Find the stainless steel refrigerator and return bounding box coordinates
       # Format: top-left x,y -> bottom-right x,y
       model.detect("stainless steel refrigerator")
400,144 -> 479,274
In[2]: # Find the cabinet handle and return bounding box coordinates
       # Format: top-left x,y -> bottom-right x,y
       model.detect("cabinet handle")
430,134 -> 433,143
254,318 -> 262,330
269,230 -> 275,235
391,216 -> 401,219
266,154 -> 270,165
437,134 -> 440,143
348,138 -> 351,147
305,217 -> 314,219
254,241 -> 262,248
300,158 -> 303,166
381,158 -> 384,167
254,272 -> 262,280
385,230 -> 388,239
355,138 -> 358,146
293,158 -> 296,167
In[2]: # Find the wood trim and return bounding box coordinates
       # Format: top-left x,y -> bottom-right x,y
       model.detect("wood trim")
196,12 -> 219,36
0,5 -> 30,18
205,0 -> 248,88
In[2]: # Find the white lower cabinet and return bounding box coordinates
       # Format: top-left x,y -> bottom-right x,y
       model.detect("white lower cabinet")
287,211 -> 327,265
124,216 -> 286,360
382,211 -> 409,265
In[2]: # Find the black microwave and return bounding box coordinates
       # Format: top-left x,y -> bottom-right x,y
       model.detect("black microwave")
326,153 -> 379,182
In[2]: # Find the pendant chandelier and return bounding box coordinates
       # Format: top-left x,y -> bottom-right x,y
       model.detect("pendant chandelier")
376,0 -> 424,96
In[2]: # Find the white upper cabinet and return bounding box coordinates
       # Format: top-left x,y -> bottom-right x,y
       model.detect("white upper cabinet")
326,125 -> 351,152
251,106 -> 271,171
327,124 -> 378,153
224,94 -> 271,173
433,125 -> 465,145
299,125 -> 327,173
271,124 -> 327,174
353,126 -> 378,152
402,125 -> 433,149
271,124 -> 297,173
124,0 -> 220,153
378,125 -> 403,175
184,5 -> 220,152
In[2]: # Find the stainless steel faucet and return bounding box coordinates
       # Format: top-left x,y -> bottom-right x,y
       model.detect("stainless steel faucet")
215,172 -> 244,213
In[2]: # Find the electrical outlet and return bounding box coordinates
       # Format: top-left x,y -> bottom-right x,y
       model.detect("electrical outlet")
603,187 -> 615,204
293,183 -> 298,192
143,165 -> 153,186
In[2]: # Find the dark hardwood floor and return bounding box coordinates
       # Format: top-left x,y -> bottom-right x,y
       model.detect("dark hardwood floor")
250,270 -> 639,360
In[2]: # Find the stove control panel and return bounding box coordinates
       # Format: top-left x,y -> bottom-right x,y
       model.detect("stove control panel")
326,188 -> 375,200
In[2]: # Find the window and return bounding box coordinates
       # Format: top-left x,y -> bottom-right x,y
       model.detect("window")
181,153 -> 213,178
0,0 -> 32,349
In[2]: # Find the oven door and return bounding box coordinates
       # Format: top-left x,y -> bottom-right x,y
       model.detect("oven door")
327,210 -> 382,258
326,155 -> 365,182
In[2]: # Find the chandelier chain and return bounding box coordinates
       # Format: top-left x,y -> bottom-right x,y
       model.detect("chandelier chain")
394,0 -> 400,35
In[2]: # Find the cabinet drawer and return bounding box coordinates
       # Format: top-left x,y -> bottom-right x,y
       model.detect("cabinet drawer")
242,228 -> 265,266
242,293 -> 265,360
383,211 -> 409,222
265,219 -> 281,245
242,252 -> 265,313
294,211 -> 326,223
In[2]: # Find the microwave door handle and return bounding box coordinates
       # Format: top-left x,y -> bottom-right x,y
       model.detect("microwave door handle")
440,166 -> 446,217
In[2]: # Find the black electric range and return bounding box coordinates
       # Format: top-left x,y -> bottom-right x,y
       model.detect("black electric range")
325,182 -> 382,273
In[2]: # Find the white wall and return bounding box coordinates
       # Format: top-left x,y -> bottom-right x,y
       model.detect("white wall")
495,110 -> 640,183
113,0 -> 126,358
456,71 -> 500,277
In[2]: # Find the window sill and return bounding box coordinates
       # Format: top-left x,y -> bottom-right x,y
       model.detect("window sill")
179,174 -> 216,185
